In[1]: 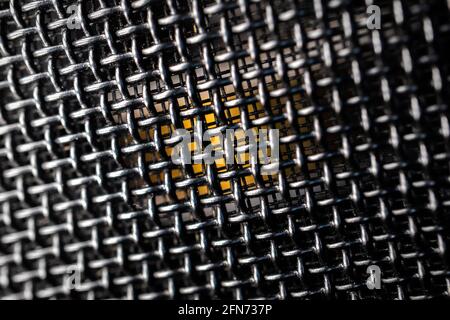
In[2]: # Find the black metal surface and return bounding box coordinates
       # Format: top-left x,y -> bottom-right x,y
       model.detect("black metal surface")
0,0 -> 450,300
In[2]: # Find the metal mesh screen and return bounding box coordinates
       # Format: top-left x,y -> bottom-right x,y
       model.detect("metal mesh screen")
1,0 -> 450,300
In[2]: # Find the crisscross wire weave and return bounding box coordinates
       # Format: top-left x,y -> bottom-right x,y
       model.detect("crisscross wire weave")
1,0 -> 450,299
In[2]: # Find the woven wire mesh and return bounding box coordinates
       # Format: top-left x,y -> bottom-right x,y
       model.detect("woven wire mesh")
0,0 -> 450,300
